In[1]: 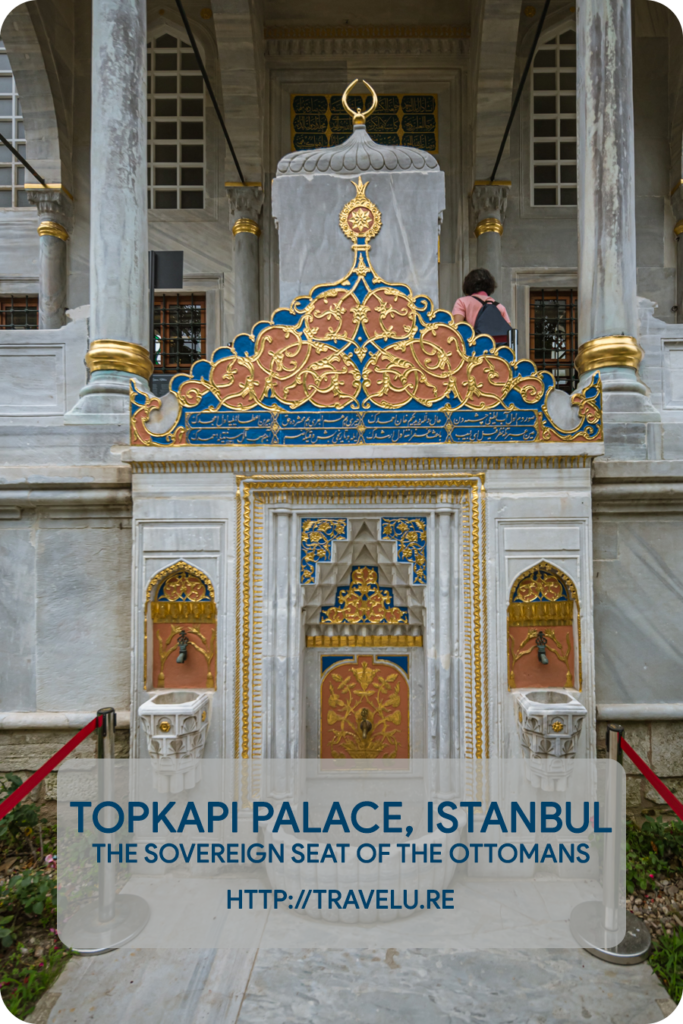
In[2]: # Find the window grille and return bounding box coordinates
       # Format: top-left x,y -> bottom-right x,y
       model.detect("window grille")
531,29 -> 577,207
0,39 -> 27,208
147,33 -> 204,210
529,288 -> 578,392
153,293 -> 206,376
0,294 -> 37,328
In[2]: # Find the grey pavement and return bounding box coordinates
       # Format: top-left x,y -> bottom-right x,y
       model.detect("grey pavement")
28,947 -> 678,1024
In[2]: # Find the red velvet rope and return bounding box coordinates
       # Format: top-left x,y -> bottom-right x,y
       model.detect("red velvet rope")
0,716 -> 102,823
620,736 -> 683,823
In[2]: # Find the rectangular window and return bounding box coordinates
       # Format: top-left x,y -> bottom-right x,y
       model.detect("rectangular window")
291,94 -> 438,153
0,294 -> 38,328
153,293 -> 206,375
531,30 -> 577,207
0,38 -> 27,208
529,288 -> 578,392
147,34 -> 204,210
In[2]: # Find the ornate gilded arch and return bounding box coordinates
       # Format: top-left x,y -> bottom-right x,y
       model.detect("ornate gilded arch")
507,561 -> 581,690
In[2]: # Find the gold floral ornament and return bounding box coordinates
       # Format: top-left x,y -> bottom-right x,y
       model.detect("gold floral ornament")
321,566 -> 408,625
160,571 -> 209,603
381,518 -> 427,584
339,176 -> 382,243
321,654 -> 409,759
300,518 -> 348,584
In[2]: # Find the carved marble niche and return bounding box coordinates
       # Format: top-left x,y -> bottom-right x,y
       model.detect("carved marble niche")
300,516 -> 427,759
506,562 -> 581,691
145,561 -> 217,691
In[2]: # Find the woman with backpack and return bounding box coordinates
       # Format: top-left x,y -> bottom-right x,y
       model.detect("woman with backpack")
452,268 -> 511,345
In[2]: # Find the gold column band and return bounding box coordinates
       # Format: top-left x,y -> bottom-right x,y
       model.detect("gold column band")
37,220 -> 69,242
475,217 -> 503,237
232,218 -> 261,236
674,219 -> 683,237
575,335 -> 643,375
85,339 -> 153,378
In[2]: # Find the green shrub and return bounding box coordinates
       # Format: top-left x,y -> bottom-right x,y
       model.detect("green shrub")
0,870 -> 56,947
626,815 -> 683,893
650,927 -> 683,1005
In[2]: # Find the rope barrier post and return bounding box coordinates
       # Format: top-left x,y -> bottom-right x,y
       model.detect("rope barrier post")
569,724 -> 652,964
60,709 -> 150,955
97,708 -> 116,926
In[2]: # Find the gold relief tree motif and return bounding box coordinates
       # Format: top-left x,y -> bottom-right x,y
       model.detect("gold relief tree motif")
508,627 -> 573,688
321,655 -> 410,758
381,518 -> 427,584
300,518 -> 348,584
320,567 -> 408,625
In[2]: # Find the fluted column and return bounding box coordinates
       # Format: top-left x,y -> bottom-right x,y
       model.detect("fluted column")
227,185 -> 263,337
27,190 -> 70,329
471,183 -> 509,296
575,0 -> 659,456
66,0 -> 152,424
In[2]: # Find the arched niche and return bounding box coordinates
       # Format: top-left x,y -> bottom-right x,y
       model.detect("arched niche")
2,6 -> 69,187
144,561 -> 216,691
507,561 -> 581,690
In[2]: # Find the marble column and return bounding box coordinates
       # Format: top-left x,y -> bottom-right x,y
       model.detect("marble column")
575,0 -> 659,456
227,185 -> 264,338
27,190 -> 70,329
471,183 -> 509,296
427,503 -> 460,760
65,0 -> 152,425
673,187 -> 683,325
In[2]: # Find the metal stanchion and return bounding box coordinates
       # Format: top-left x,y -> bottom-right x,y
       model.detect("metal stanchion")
60,708 -> 150,954
569,725 -> 652,964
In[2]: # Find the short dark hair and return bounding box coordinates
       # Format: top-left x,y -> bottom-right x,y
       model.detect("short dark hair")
463,268 -> 496,296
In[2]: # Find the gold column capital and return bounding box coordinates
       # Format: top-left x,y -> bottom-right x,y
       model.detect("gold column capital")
575,335 -> 643,376
232,218 -> 261,237
674,219 -> 683,237
37,220 -> 69,242
85,339 -> 153,378
474,217 -> 504,237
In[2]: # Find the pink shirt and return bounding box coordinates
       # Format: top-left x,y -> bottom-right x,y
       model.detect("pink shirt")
452,291 -> 511,329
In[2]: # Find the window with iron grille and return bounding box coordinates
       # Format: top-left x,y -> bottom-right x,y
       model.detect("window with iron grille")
147,32 -> 204,210
0,294 -> 37,328
529,288 -> 578,392
531,29 -> 577,207
0,38 -> 27,208
153,293 -> 206,375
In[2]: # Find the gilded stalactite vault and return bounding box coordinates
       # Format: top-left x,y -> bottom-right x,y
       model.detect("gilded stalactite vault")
131,178 -> 602,448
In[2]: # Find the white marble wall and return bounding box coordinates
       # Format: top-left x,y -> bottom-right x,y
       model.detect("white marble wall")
485,467 -> 596,759
129,466 -> 236,761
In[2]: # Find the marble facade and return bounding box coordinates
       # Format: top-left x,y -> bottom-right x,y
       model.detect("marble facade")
0,0 -> 680,815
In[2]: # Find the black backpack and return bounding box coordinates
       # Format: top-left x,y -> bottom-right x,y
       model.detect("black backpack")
472,296 -> 510,340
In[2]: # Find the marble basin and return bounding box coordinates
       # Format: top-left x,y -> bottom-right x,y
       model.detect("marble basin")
138,690 -> 212,793
514,689 -> 587,792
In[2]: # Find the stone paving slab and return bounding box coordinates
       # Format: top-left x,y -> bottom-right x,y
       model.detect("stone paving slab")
28,947 -> 676,1024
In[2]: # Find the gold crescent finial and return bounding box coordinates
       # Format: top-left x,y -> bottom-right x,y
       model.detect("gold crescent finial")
341,79 -> 378,125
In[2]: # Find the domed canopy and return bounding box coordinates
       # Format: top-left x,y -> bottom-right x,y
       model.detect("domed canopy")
277,123 -> 440,177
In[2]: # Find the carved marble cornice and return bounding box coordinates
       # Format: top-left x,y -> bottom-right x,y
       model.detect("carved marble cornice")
266,36 -> 467,56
